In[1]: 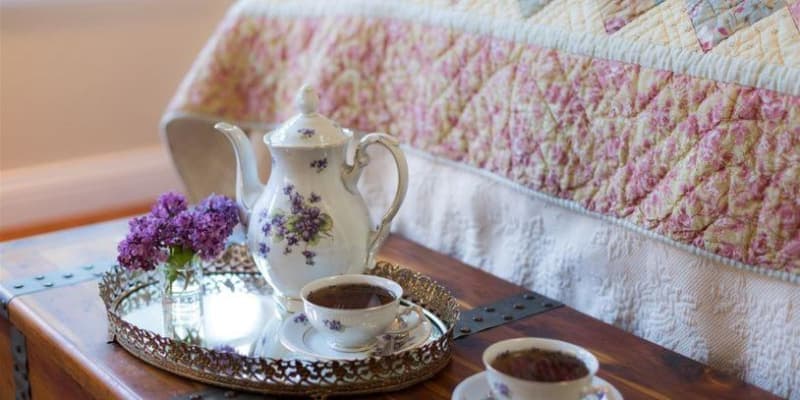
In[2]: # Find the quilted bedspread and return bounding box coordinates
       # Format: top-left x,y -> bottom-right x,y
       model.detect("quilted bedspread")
165,0 -> 800,283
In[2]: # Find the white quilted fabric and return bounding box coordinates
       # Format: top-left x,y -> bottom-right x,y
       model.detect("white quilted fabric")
359,146 -> 800,399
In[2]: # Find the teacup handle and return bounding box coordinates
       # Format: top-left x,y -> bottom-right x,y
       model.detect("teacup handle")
385,305 -> 424,335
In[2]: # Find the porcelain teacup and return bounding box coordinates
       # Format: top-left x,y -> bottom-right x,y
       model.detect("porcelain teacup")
300,274 -> 423,352
483,338 -> 605,400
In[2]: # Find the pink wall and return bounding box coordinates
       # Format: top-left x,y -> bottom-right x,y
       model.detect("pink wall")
0,0 -> 233,170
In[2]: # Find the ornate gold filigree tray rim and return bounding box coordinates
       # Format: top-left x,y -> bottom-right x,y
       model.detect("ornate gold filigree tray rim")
99,245 -> 460,397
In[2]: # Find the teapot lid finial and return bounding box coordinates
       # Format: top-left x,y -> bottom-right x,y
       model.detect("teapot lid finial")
296,85 -> 319,115
266,85 -> 349,148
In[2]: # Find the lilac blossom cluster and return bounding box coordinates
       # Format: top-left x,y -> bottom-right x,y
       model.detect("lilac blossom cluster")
117,192 -> 239,271
258,184 -> 332,266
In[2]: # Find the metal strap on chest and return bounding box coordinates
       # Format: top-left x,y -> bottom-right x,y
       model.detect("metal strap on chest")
0,264 -> 109,320
454,290 -> 563,339
10,326 -> 30,400
0,263 -> 110,400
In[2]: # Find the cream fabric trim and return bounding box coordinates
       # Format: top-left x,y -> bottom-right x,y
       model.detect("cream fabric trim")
231,0 -> 800,95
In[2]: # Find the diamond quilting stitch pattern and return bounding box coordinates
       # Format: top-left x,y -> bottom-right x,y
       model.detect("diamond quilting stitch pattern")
687,0 -> 788,51
170,11 -> 800,278
601,0 -> 666,34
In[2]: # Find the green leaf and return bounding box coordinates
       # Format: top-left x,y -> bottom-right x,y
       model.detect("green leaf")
319,214 -> 333,231
163,246 -> 196,294
164,266 -> 179,293
167,246 -> 195,268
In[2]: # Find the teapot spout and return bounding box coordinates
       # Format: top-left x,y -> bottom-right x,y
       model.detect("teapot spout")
214,122 -> 264,228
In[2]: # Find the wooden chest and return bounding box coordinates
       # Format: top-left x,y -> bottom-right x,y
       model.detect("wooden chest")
0,219 -> 779,399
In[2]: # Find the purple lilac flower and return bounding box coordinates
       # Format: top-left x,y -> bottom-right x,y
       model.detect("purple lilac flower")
117,216 -> 167,271
197,193 -> 239,216
118,192 -> 240,273
309,192 -> 321,203
283,184 -> 294,195
129,214 -> 161,238
151,192 -> 188,219
190,194 -> 240,260
164,210 -> 194,248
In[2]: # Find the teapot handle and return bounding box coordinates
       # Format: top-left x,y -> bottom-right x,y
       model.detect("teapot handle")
344,133 -> 408,264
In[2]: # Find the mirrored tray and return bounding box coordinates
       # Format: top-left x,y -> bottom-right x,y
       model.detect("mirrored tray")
99,245 -> 459,397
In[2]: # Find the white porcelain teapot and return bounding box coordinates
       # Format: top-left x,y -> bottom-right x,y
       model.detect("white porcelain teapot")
214,86 -> 408,312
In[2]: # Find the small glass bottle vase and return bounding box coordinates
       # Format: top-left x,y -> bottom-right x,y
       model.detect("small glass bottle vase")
159,257 -> 204,306
160,257 -> 205,345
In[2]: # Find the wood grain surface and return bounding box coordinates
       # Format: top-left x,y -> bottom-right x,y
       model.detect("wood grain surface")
0,219 -> 778,399
0,318 -> 15,400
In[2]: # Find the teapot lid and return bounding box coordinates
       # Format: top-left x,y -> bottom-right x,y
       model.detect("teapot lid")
266,86 -> 348,148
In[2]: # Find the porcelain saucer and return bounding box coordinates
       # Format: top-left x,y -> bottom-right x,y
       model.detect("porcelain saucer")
452,371 -> 623,400
279,306 -> 432,360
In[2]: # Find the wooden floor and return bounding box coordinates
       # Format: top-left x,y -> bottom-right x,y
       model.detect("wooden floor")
0,203 -> 151,242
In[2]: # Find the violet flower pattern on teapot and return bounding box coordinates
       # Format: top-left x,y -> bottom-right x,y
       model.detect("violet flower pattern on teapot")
257,184 -> 333,266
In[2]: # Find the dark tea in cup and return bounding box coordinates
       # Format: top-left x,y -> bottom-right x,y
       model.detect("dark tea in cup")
491,348 -> 589,382
306,283 -> 396,309
483,338 -> 601,399
301,274 -> 422,350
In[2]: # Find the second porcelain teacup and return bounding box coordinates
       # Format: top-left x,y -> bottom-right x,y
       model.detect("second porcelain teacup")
483,338 -> 606,400
300,274 -> 423,352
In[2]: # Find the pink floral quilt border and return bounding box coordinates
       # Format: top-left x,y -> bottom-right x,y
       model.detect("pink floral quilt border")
167,15 -> 800,280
